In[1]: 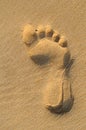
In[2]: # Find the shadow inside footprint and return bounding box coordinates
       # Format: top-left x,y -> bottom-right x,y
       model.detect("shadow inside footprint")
31,55 -> 50,65
47,105 -> 63,114
47,97 -> 74,115
62,97 -> 74,113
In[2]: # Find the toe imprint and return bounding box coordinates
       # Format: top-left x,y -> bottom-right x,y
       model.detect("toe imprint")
22,24 -> 37,45
52,31 -> 60,42
22,24 -> 74,114
46,25 -> 54,37
37,25 -> 45,38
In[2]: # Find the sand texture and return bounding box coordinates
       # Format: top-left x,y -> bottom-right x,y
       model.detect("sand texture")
0,0 -> 86,130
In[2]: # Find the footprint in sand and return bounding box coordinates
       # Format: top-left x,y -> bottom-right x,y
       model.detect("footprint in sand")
22,24 -> 74,114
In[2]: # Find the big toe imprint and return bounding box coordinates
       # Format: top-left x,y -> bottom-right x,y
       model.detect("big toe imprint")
22,24 -> 74,114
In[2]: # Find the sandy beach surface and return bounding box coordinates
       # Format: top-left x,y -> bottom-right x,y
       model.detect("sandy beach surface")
0,0 -> 86,130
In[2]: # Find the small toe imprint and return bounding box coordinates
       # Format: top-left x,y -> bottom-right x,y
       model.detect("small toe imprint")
46,25 -> 54,37
37,25 -> 45,38
52,31 -> 60,42
58,36 -> 68,47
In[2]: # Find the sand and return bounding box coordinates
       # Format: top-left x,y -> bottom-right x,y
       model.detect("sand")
0,0 -> 86,130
